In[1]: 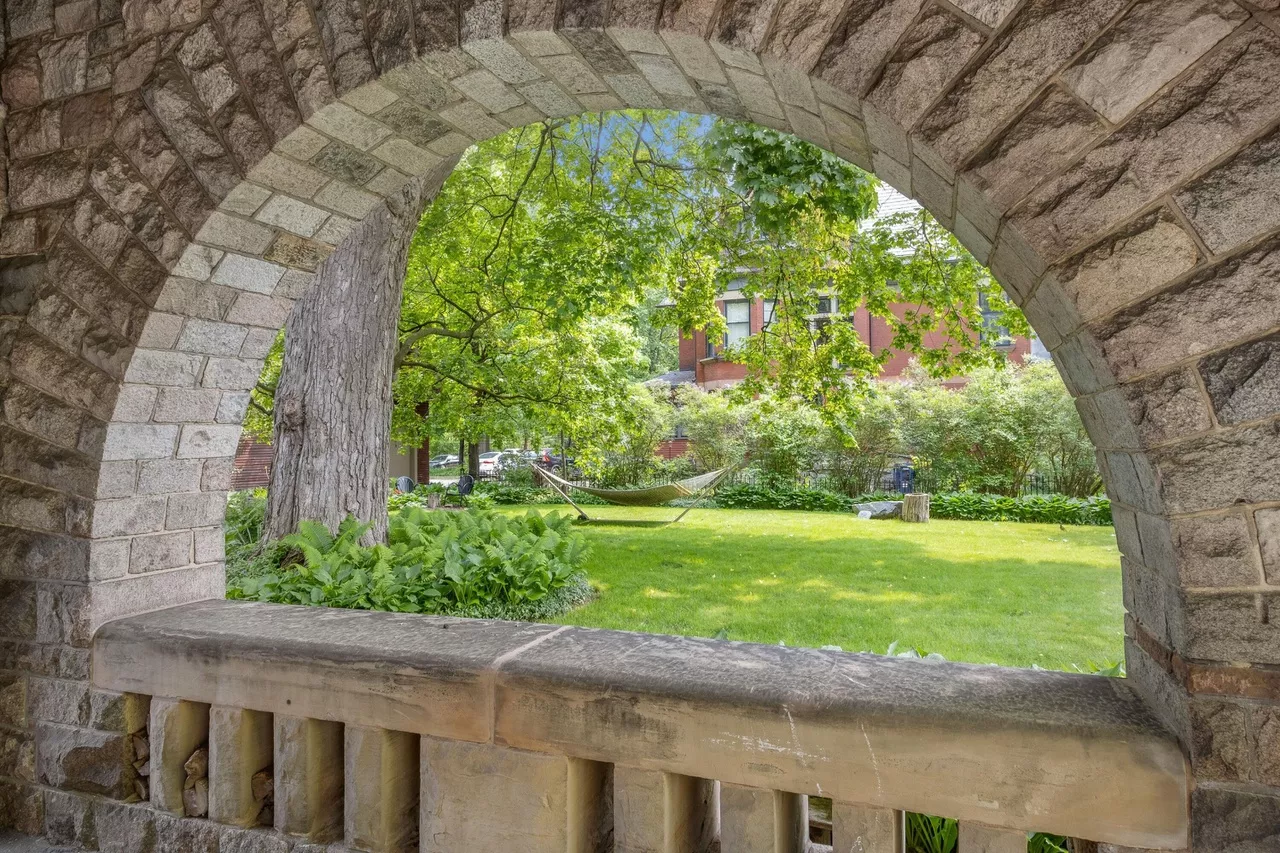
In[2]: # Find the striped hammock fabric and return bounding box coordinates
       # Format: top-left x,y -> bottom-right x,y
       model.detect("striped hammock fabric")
535,467 -> 730,507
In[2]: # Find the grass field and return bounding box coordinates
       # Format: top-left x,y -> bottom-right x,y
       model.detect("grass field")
507,505 -> 1124,671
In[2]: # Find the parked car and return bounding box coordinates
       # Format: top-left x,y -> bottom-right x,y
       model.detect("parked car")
428,454 -> 459,468
477,451 -> 504,473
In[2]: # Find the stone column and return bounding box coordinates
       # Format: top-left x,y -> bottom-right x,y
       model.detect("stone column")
207,706 -> 272,827
344,725 -> 418,852
274,715 -> 343,841
832,803 -> 902,853
720,784 -> 806,853
420,738 -> 610,853
615,766 -> 718,853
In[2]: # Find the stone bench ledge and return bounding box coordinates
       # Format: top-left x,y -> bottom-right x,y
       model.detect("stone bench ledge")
93,600 -> 1189,848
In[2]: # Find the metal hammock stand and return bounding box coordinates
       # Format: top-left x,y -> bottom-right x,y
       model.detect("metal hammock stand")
528,463 -> 736,523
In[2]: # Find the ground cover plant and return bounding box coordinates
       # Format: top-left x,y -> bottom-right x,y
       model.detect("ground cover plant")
226,496 -> 591,620
507,505 -> 1124,670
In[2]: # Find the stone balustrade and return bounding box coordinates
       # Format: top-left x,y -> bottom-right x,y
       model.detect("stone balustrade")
90,600 -> 1189,852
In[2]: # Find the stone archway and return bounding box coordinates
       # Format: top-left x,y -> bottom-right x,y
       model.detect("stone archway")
2,1 -> 1279,846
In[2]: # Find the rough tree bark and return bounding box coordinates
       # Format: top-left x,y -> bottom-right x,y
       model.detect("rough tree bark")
263,160 -> 456,543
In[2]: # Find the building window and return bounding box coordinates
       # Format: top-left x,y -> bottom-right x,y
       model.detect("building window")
704,335 -> 716,358
725,277 -> 747,291
977,292 -> 1013,347
724,301 -> 751,348
816,296 -> 835,315
762,299 -> 777,329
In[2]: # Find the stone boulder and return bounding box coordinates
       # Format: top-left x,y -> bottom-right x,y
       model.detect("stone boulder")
855,501 -> 903,519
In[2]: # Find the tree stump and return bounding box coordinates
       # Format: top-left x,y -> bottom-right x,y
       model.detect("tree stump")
902,493 -> 930,523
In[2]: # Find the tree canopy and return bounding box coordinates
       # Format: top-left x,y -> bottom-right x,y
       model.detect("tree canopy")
249,110 -> 1028,456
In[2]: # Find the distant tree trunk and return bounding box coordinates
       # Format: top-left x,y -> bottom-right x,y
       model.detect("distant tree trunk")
467,442 -> 480,479
262,164 -> 453,544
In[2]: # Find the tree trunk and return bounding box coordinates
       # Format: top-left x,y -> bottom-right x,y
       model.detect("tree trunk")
902,493 -> 930,523
262,168 -> 450,544
467,442 -> 480,479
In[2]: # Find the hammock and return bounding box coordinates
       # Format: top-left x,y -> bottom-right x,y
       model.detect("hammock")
532,464 -> 735,521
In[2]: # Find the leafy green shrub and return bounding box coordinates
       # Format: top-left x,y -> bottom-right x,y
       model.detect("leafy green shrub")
227,508 -> 589,616
905,813 -> 957,853
929,492 -> 1111,525
715,481 -> 852,512
473,481 -> 609,506
387,483 -> 446,511
903,815 -> 1067,853
225,489 -> 266,548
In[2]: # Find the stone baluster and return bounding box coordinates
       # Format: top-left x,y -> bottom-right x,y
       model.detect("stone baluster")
344,725 -> 419,852
720,784 -> 807,852
615,766 -> 718,853
832,803 -> 904,853
149,698 -> 209,815
419,738 -> 611,852
207,706 -> 273,826
273,715 -> 343,841
959,822 -> 1028,853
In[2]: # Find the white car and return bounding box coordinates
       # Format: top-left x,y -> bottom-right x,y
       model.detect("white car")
477,451 -> 503,473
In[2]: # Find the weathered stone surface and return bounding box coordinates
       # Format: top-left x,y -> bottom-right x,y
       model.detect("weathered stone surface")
1095,232 -> 1279,378
918,0 -> 1128,164
8,149 -> 89,210
142,59 -> 241,199
150,698 -> 209,815
36,722 -> 132,797
311,0 -> 377,93
1188,699 -> 1250,781
755,0 -> 852,71
1015,27 -> 1280,261
814,0 -> 925,99
855,500 -> 902,519
421,739 -> 576,853
208,706 -> 273,826
215,94 -> 276,175
344,726 -> 418,850
1176,124 -> 1280,255
1198,331 -> 1280,426
1153,420 -> 1280,514
1053,209 -> 1200,325
1187,768 -> 1280,845
956,823 -> 1025,853
867,5 -> 985,128
965,86 -> 1104,212
1061,0 -> 1247,123
721,783 -> 806,853
272,715 -> 342,840
375,101 -> 454,148
1172,513 -> 1261,589
833,803 -> 902,853
1120,367 -> 1213,448
130,531 -> 192,574
952,0 -> 1019,27
711,0 -> 775,52
1259,508 -> 1280,585
1184,588 -> 1280,663
1254,706 -> 1280,787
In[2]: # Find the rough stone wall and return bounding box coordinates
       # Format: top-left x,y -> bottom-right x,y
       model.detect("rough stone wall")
0,0 -> 1277,848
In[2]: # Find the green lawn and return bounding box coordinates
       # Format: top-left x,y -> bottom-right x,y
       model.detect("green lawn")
509,505 -> 1124,671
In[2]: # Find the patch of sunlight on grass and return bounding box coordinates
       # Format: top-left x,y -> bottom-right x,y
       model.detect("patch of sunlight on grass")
753,577 -> 782,587
735,594 -> 761,604
643,588 -> 678,599
830,589 -> 929,604
799,578 -> 832,589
